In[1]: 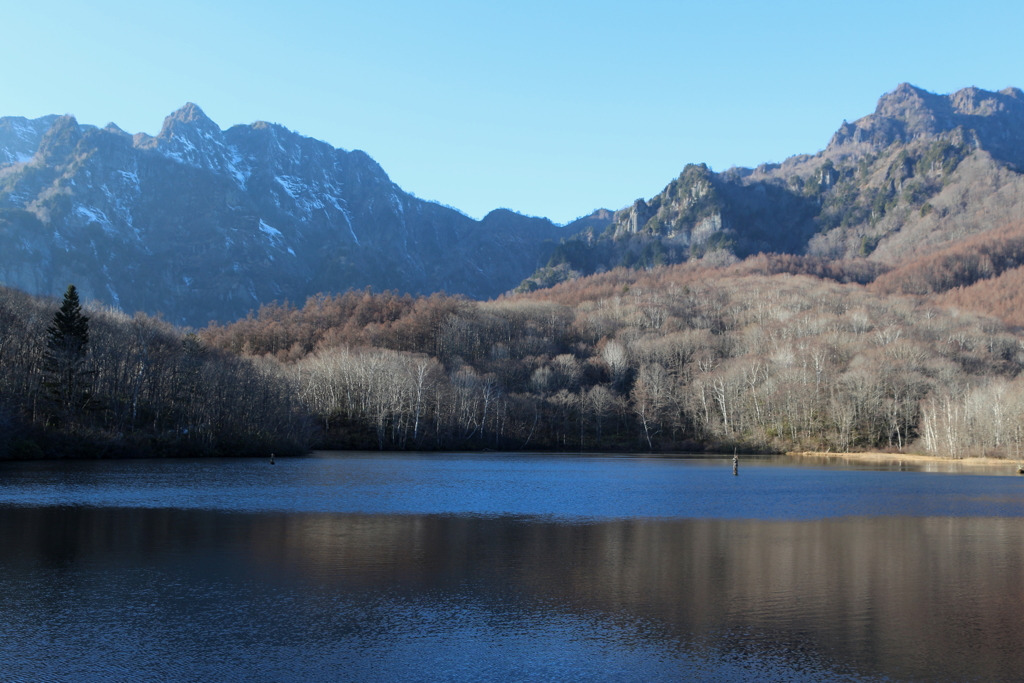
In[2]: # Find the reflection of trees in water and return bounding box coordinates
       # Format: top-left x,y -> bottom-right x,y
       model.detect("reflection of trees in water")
2,508 -> 1023,681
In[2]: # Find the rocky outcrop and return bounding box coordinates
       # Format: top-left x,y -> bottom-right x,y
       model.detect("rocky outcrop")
827,83 -> 1024,167
0,105 -> 572,325
0,115 -> 59,165
516,84 -> 1024,290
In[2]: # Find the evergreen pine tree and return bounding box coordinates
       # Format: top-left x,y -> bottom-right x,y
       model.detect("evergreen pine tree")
42,285 -> 93,428
46,284 -> 90,355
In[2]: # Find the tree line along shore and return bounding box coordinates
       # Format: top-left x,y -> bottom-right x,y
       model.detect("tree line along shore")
4,255 -> 1024,460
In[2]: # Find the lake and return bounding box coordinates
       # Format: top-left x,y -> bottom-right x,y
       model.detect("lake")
1,453 -> 1022,682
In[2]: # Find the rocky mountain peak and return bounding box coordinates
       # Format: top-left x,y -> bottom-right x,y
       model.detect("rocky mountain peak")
103,122 -> 130,137
36,114 -> 83,162
946,85 -> 1024,118
160,102 -> 216,130
155,103 -> 222,144
872,83 -> 1024,122
871,82 -> 945,134
827,84 -> 1024,166
514,82 -> 1024,294
0,104 -> 575,325
0,114 -> 59,165
146,102 -> 232,176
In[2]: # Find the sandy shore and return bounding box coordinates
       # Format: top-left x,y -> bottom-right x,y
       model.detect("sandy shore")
787,451 -> 1023,471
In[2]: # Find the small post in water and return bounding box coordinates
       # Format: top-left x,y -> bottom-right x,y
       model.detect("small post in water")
732,449 -> 738,476
270,453 -> 275,465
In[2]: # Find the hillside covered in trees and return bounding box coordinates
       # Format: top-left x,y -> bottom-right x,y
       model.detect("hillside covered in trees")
6,230 -> 1024,460
194,246 -> 1024,458
0,285 -> 310,459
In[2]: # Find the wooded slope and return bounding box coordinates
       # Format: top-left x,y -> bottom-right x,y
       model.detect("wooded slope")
196,261 -> 1024,457
0,286 -> 311,459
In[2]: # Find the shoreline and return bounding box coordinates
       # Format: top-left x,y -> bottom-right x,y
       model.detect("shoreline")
786,451 -> 1023,471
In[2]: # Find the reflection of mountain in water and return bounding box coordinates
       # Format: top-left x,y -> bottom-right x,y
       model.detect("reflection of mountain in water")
2,507 -> 1023,681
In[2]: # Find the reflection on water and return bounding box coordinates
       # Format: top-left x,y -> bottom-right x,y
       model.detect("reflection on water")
2,453 -> 1024,682
1,506 -> 1023,681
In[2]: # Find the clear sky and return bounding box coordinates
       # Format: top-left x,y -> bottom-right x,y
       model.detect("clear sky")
3,1 -> 1022,224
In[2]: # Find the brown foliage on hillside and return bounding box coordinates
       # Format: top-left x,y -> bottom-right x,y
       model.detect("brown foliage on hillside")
506,255 -> 884,310
197,263 -> 1024,456
934,265 -> 1024,328
871,222 -> 1024,296
200,290 -> 469,360
731,254 -> 889,284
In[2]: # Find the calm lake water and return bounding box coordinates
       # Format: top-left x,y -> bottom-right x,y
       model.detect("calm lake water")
1,453 -> 1023,682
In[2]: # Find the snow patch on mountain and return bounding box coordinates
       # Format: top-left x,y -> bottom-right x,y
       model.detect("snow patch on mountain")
259,219 -> 283,241
75,205 -> 116,234
390,192 -> 404,217
227,147 -> 249,188
117,170 -> 140,190
275,175 -> 302,198
0,104 -> 570,325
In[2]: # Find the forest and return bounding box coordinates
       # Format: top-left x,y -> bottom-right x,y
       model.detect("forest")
5,224 -> 1024,460
0,285 -> 310,459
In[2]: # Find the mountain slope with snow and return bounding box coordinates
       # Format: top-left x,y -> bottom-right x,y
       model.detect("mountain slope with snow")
0,104 -> 570,325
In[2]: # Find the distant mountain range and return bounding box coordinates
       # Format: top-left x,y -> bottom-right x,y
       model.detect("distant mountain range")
4,84 -> 1024,324
517,84 -> 1024,291
0,104 -> 573,325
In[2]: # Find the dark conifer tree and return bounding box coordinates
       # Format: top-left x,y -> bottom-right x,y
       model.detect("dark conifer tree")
46,285 -> 90,355
42,285 -> 93,427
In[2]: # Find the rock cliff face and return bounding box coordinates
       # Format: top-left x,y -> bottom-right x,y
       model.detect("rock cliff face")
0,115 -> 59,165
518,84 -> 1024,290
0,105 -> 570,325
829,83 -> 1024,166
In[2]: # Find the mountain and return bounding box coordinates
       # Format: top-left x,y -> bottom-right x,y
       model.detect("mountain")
517,84 -> 1024,291
0,105 -> 571,326
7,86 -> 1024,322
0,115 -> 59,165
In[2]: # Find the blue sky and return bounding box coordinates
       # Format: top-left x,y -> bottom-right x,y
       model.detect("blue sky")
3,1 -> 1022,224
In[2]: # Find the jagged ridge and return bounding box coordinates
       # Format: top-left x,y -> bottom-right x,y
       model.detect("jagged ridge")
517,83 -> 1024,291
0,104 -> 572,325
